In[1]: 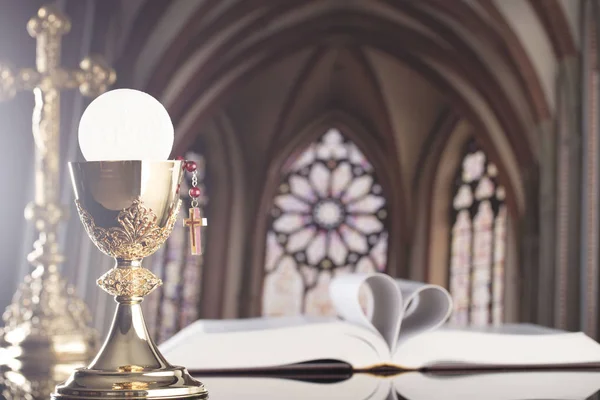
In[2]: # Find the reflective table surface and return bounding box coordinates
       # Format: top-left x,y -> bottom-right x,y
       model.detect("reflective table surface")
1,367 -> 600,400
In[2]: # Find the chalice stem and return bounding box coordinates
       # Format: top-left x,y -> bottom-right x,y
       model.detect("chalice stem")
88,258 -> 169,371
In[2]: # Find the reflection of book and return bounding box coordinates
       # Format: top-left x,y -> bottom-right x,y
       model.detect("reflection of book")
198,372 -> 600,400
160,273 -> 600,372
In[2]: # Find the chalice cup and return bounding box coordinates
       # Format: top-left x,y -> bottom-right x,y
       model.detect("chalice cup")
52,160 -> 207,399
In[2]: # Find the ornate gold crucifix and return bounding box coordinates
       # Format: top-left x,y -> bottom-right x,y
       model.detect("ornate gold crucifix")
0,4 -> 115,364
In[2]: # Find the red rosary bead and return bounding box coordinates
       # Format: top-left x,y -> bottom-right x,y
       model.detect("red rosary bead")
189,186 -> 201,198
185,161 -> 197,172
175,156 -> 185,161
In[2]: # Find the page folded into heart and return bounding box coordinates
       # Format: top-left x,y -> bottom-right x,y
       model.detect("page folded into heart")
395,279 -> 453,341
329,273 -> 402,352
329,273 -> 453,353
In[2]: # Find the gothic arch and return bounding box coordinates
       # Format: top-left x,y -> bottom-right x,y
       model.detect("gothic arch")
168,43 -> 529,215
170,112 -> 248,319
408,109 -> 460,282
104,2 -> 547,173
200,113 -> 248,319
166,18 -> 536,164
242,111 -> 406,316
99,0 -> 569,322
426,122 -> 474,288
103,1 -> 563,216
529,0 -> 578,59
126,0 -> 556,132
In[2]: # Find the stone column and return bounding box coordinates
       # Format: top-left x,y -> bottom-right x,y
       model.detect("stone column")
517,167 -> 539,323
579,0 -> 600,338
536,119 -> 557,326
554,56 -> 582,331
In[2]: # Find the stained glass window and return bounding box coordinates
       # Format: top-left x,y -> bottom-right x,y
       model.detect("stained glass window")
449,140 -> 507,326
145,152 -> 208,342
262,128 -> 388,317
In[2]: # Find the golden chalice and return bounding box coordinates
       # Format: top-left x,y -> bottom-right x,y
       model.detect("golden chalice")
52,160 -> 206,399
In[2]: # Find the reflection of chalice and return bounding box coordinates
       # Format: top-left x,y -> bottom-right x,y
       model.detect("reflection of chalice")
52,161 -> 206,399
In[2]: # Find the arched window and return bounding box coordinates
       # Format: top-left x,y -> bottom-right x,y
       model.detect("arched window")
145,152 -> 208,342
449,140 -> 507,326
262,128 -> 388,316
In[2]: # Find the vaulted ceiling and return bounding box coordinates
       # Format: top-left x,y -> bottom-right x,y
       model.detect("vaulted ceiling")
0,0 -> 582,320
105,0 -> 576,218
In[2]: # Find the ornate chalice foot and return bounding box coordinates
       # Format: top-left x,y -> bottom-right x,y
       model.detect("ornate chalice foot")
52,161 -> 207,399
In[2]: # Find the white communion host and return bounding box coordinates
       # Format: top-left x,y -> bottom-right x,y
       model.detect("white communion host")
78,88 -> 174,161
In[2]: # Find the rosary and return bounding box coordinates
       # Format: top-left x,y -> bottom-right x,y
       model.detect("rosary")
178,157 -> 206,255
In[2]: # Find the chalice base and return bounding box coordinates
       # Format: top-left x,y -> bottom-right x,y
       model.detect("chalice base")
52,301 -> 207,399
51,366 -> 207,399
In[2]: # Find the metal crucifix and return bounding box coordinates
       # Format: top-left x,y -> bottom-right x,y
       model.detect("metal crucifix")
0,4 -> 115,362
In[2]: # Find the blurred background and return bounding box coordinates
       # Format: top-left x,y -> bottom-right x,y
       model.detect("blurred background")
0,0 -> 598,342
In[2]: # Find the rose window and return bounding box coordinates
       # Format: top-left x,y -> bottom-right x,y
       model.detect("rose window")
262,128 -> 388,316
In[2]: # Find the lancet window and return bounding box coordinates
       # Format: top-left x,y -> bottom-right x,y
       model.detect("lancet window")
449,140 -> 507,326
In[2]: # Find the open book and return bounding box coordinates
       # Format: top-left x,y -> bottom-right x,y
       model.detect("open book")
159,273 -> 600,372
197,372 -> 600,400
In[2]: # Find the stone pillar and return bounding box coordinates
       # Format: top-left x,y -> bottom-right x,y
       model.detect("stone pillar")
518,168 -> 539,323
554,56 -> 582,331
579,0 -> 600,338
536,119 -> 557,326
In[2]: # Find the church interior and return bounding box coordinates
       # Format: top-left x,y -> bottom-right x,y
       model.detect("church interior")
0,0 -> 599,351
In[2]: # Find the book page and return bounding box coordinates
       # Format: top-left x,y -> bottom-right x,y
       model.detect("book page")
330,273 -> 402,351
442,323 -> 564,335
395,280 -> 453,340
171,316 -> 332,334
393,371 -> 600,400
159,319 -> 390,371
393,326 -> 600,369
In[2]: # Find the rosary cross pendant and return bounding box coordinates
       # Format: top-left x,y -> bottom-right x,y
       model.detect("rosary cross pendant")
184,207 -> 207,255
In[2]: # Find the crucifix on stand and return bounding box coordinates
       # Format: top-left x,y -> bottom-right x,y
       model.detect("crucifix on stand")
0,4 -> 115,366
